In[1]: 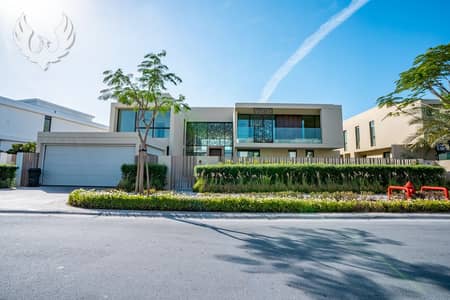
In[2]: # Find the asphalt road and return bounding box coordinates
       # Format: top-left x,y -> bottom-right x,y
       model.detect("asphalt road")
1,215 -> 450,300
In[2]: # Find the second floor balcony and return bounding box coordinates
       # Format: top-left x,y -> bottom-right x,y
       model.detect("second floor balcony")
237,114 -> 322,144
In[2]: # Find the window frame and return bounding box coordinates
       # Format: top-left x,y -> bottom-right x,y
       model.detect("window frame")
288,150 -> 297,159
116,109 -> 171,138
185,121 -> 233,157
369,120 -> 376,147
305,149 -> 315,158
343,130 -> 348,151
43,115 -> 52,132
355,126 -> 360,150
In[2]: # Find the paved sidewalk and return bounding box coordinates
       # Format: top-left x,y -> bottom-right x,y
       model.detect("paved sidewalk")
1,187 -> 450,219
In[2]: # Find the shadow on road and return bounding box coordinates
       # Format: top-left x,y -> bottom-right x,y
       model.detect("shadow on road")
169,218 -> 450,299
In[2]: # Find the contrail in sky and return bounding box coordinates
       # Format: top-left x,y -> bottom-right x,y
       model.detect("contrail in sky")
260,0 -> 369,102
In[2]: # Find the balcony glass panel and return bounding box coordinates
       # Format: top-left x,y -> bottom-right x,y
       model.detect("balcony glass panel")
274,128 -> 322,144
237,126 -> 254,143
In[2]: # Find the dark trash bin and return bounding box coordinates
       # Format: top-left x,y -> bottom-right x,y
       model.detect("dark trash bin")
28,168 -> 41,187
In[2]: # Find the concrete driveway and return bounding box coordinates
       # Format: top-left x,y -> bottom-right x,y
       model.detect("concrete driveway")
0,187 -> 82,212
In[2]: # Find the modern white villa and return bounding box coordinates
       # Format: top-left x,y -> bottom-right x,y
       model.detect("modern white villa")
0,96 -> 107,152
36,100 -> 343,186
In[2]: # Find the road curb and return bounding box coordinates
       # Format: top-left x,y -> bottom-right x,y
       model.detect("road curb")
1,209 -> 450,220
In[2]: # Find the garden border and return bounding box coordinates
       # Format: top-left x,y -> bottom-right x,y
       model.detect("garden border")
68,190 -> 450,213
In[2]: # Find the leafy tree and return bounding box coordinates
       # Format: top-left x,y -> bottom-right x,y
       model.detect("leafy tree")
405,106 -> 450,149
377,44 -> 450,149
377,44 -> 450,110
100,51 -> 190,193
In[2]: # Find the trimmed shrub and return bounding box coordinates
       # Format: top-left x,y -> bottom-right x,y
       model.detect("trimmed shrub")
7,142 -> 36,154
118,163 -> 167,191
68,189 -> 450,213
194,164 -> 446,193
0,164 -> 18,188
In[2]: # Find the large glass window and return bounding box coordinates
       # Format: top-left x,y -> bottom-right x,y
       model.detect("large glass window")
237,114 -> 274,143
117,109 -> 170,138
186,122 -> 233,157
237,114 -> 253,142
369,120 -> 376,147
302,115 -> 321,128
355,126 -> 360,150
117,110 -> 136,132
253,115 -> 274,143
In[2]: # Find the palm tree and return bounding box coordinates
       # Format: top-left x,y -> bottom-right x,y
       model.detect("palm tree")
405,104 -> 450,153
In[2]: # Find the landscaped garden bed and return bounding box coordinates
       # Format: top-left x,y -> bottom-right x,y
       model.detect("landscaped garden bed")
68,189 -> 450,213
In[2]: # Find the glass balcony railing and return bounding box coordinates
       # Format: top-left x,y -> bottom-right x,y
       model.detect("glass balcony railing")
237,126 -> 322,144
274,127 -> 322,144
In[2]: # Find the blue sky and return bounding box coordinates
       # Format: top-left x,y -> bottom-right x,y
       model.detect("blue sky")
1,0 -> 449,125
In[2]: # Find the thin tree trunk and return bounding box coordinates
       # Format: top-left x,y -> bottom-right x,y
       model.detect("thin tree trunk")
135,150 -> 140,194
138,149 -> 145,193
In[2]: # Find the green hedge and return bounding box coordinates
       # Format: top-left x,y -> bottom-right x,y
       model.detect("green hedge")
68,189 -> 450,213
194,164 -> 446,193
118,163 -> 167,191
0,164 -> 18,188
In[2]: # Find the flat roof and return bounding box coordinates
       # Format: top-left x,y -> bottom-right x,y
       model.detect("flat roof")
0,96 -> 107,129
343,99 -> 441,122
235,102 -> 341,109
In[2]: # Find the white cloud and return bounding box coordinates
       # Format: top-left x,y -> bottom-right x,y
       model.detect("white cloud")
260,0 -> 369,102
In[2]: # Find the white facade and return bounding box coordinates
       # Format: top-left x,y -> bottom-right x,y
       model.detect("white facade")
0,96 -> 107,151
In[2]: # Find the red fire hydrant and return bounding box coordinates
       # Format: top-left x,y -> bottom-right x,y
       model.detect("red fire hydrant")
404,181 -> 415,199
387,181 -> 416,200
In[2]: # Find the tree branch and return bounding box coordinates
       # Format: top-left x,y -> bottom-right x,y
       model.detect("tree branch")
427,83 -> 446,101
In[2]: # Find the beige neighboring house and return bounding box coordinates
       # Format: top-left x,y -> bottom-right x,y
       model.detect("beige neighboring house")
341,100 -> 440,159
37,100 -> 344,186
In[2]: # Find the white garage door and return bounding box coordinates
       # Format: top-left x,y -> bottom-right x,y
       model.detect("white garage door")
42,145 -> 135,186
